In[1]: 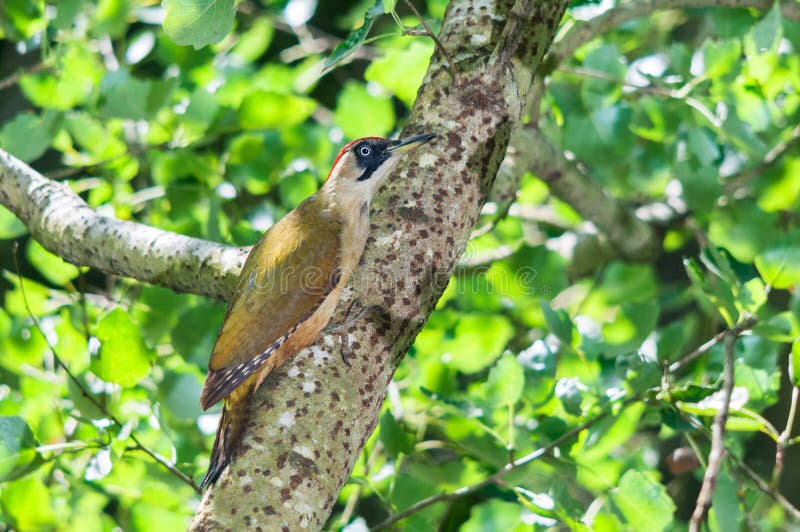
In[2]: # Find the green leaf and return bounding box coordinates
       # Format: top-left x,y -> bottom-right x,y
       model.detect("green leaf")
231,17 -> 273,62
26,240 -> 80,286
130,502 -> 190,531
541,301 -> 574,345
687,126 -> 720,167
19,43 -> 103,110
238,90 -> 317,130
461,500 -> 523,532
98,69 -> 166,120
481,353 -> 524,407
3,273 -> 52,317
0,206 -> 27,239
334,82 -> 395,139
162,0 -> 235,49
0,111 -> 57,162
619,352 -> 660,393
755,232 -> 800,289
710,467 -> 740,532
64,112 -> 128,161
365,41 -> 434,107
790,339 -> 800,388
684,257 -> 739,327
447,314 -> 514,373
172,303 -> 224,366
323,0 -> 383,74
745,3 -> 782,56
703,38 -> 742,80
159,372 -> 203,421
665,381 -> 721,403
379,410 -> 414,457
600,263 -> 659,304
734,360 -> 780,408
581,44 -> 626,108
0,416 -> 43,482
91,308 -> 153,387
0,477 -> 56,530
279,171 -> 318,209
610,470 -> 675,532
519,340 -> 556,404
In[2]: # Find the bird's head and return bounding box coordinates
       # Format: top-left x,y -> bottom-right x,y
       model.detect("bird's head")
322,133 -> 436,208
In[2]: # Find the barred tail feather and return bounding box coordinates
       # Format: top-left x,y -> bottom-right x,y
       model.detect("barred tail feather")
200,343 -> 280,411
201,407 -> 230,489
200,393 -> 250,490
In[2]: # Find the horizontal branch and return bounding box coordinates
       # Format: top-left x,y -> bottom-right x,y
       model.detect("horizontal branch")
0,149 -> 247,300
543,0 -> 800,72
519,127 -> 661,262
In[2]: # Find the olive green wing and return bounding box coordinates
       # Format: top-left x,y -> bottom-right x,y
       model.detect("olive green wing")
200,204 -> 343,409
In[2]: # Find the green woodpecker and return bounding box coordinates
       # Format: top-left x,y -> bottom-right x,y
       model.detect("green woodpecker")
200,133 -> 436,488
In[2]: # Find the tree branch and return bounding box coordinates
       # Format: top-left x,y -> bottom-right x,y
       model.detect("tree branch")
190,0 -> 571,528
520,126 -> 661,261
0,149 -> 247,300
543,0 -> 800,73
689,330 -> 738,530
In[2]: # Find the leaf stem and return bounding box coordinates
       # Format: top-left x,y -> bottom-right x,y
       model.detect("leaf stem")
400,0 -> 457,79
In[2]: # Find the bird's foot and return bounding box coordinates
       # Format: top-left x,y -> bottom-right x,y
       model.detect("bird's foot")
323,304 -> 382,366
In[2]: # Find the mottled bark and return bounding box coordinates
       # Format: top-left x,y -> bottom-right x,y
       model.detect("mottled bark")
190,0 -> 570,529
0,149 -> 247,300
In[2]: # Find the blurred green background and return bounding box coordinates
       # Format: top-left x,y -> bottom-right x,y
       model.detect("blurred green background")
1,0 -> 800,530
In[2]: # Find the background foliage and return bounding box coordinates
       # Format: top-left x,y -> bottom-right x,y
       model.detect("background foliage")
1,0 -> 800,530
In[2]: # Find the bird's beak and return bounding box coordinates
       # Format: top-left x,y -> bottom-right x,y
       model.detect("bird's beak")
386,133 -> 437,156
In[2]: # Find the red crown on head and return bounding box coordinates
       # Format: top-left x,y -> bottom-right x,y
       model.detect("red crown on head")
327,136 -> 384,180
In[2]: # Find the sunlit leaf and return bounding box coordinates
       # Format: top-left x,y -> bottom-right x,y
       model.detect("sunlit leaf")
791,339 -> 800,388
610,470 -> 675,532
0,416 -> 43,482
162,0 -> 235,49
755,232 -> 800,289
238,90 -> 317,130
91,308 -> 153,387
0,476 -> 57,529
379,410 -> 414,457
334,82 -> 395,139
365,41 -> 434,107
481,353 -> 524,407
322,1 -> 384,74
0,111 -> 57,162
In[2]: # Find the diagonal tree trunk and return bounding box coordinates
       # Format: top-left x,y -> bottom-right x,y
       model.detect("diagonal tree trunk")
190,0 -> 570,528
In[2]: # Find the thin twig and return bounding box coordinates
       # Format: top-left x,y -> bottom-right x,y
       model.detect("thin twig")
728,452 -> 800,522
668,317 -> 757,374
559,65 -> 722,129
370,395 -> 639,530
772,382 -> 799,488
0,63 -> 47,91
400,0 -> 458,79
11,245 -> 201,494
689,332 -> 738,531
726,123 -> 800,196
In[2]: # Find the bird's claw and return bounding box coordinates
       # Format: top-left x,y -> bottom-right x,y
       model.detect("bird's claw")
323,304 -> 382,366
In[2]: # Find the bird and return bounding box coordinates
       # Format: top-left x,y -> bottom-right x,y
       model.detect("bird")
199,132 -> 436,488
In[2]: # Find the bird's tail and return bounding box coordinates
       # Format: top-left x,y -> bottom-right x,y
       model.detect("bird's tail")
201,389 -> 251,490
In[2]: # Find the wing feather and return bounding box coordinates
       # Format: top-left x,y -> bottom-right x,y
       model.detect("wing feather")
200,198 -> 342,409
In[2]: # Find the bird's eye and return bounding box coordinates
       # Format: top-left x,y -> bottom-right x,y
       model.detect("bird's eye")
358,145 -> 372,157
